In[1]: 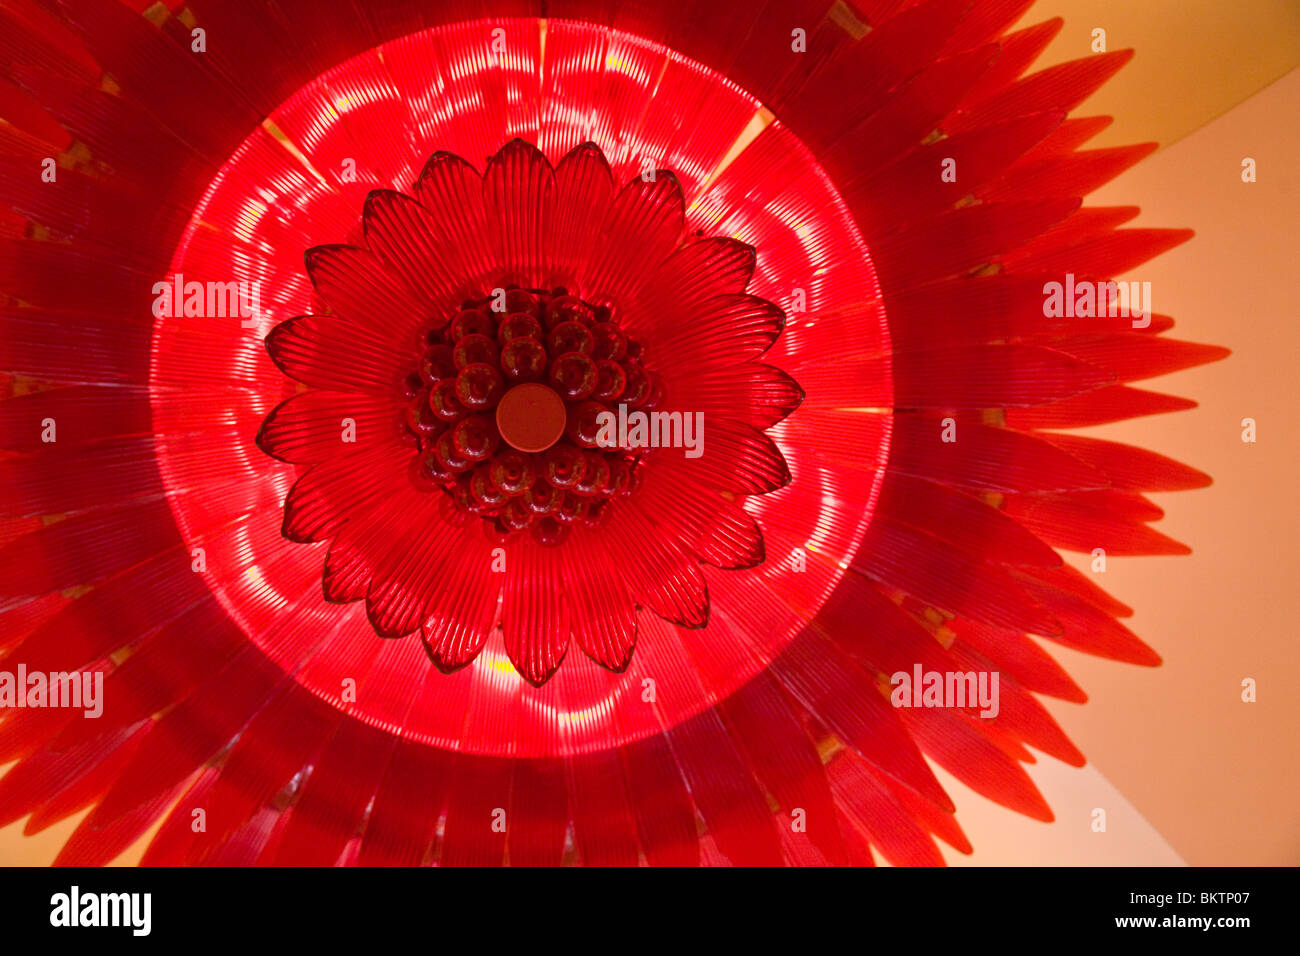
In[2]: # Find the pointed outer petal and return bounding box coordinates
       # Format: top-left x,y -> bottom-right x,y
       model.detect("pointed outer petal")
888,344 -> 1113,408
6,548 -> 209,680
1025,117 -> 1117,165
717,672 -> 851,865
89,648 -> 291,826
876,473 -> 1061,567
201,807 -> 281,867
44,599 -> 248,753
645,294 -> 784,366
665,362 -> 804,428
1025,561 -> 1134,619
136,768 -> 221,866
671,417 -> 791,494
412,151 -> 495,291
952,619 -> 1087,702
955,18 -> 1065,107
0,500 -> 175,600
946,641 -> 1086,765
1003,227 -> 1195,276
0,386 -> 152,450
1012,572 -> 1161,665
940,0 -> 1036,53
255,390 -> 404,464
53,776 -> 192,868
565,748 -> 640,866
0,590 -> 64,658
848,112 -> 1064,238
855,515 -> 1062,635
999,211 -> 1157,273
949,50 -> 1136,133
281,438 -> 410,543
265,314 -> 409,394
361,190 -> 471,312
1003,493 -> 1190,556
545,142 -> 615,289
0,723 -> 145,830
834,808 -> 878,866
482,139 -> 554,287
1006,385 -> 1196,429
827,750 -> 945,866
581,172 -> 685,307
882,273 -> 1063,350
619,732 -> 700,866
899,705 -> 1054,820
768,634 -> 952,810
1046,488 -> 1163,523
633,471 -> 765,570
888,416 -> 1108,493
438,754 -> 511,866
265,719 -> 397,866
814,564 -> 1069,761
821,45 -> 1001,183
501,540 -> 571,686
0,694 -> 79,765
599,506 -> 709,628
1020,205 -> 1144,254
875,762 -> 973,854
39,0 -> 263,159
870,199 -> 1080,290
980,143 -> 1159,202
782,0 -> 971,145
356,741 -> 450,867
506,759 -> 569,866
1045,335 -> 1231,384
183,683 -> 342,864
662,707 -> 784,866
25,728 -> 148,832
559,540 -> 637,672
1042,434 -> 1212,492
0,306 -> 151,385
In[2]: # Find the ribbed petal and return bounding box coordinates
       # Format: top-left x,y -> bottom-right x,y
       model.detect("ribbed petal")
483,138 -> 554,287
502,541 -> 571,686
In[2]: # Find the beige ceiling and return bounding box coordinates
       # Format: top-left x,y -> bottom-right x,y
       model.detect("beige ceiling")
1014,0 -> 1300,149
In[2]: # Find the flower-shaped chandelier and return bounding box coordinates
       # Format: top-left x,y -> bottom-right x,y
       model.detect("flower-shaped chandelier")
0,0 -> 1227,866
257,139 -> 805,684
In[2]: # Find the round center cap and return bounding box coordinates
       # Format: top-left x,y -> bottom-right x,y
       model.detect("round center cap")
495,383 -> 567,453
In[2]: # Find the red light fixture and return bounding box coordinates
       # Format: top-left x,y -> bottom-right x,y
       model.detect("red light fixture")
0,1 -> 1227,866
